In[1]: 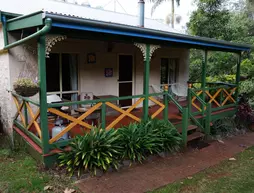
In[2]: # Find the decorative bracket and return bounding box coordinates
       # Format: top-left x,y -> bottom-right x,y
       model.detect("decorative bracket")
46,35 -> 67,57
134,43 -> 160,61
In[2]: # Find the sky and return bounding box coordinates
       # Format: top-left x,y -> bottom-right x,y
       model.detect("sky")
75,0 -> 196,31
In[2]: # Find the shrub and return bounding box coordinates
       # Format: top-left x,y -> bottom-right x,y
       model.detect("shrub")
146,119 -> 182,152
117,122 -> 161,163
58,128 -> 122,176
117,119 -> 182,163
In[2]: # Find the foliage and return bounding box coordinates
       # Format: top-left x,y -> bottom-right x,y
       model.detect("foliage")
118,119 -> 182,163
210,117 -> 239,138
148,0 -> 180,28
187,0 -> 231,40
59,128 -> 122,176
13,78 -> 39,89
235,93 -> 254,130
59,119 -> 182,175
117,122 -> 162,163
144,119 -> 182,152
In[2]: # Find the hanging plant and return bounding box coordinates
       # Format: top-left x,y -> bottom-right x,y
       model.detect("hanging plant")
13,78 -> 39,97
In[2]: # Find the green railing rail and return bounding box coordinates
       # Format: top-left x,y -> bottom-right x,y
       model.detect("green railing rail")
12,91 -> 170,149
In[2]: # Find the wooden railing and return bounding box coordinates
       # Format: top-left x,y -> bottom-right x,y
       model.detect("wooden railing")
190,83 -> 237,113
48,93 -> 166,144
12,92 -> 42,147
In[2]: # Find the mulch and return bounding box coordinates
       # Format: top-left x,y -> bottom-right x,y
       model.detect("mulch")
76,132 -> 254,193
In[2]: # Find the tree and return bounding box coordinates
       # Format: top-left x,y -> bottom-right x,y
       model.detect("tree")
148,0 -> 180,28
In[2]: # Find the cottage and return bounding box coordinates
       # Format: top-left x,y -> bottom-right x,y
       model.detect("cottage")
0,0 -> 251,166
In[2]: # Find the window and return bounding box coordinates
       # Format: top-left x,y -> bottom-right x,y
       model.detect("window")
160,58 -> 179,85
46,53 -> 78,101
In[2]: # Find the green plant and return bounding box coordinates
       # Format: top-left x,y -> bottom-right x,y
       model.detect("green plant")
147,119 -> 182,152
59,127 -> 122,176
13,78 -> 39,89
117,119 -> 182,163
117,122 -> 161,163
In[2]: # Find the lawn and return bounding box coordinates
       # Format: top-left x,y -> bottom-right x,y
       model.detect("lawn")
152,146 -> 254,193
0,134 -> 79,193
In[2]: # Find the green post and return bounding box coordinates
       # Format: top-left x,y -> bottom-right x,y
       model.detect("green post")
187,84 -> 192,115
2,16 -> 9,46
38,36 -> 50,165
101,102 -> 106,129
235,52 -> 242,99
182,107 -> 188,147
201,50 -> 208,115
143,44 -> 150,120
163,85 -> 169,121
24,103 -> 28,127
205,103 -> 212,137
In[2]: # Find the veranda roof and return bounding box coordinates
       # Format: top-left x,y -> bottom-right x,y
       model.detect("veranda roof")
0,9 -> 252,53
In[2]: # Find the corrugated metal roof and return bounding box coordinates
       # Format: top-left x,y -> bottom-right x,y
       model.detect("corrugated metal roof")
0,0 -> 181,33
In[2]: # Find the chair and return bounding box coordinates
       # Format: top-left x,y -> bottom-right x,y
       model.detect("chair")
79,92 -> 99,125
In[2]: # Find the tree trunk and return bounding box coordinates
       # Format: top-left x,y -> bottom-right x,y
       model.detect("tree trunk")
171,0 -> 175,28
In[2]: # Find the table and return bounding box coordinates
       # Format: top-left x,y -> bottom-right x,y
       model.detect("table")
74,107 -> 101,126
94,95 -> 118,100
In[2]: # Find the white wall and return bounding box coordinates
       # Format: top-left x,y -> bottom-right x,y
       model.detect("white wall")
52,39 -> 190,100
1,36 -> 189,135
0,26 -> 12,134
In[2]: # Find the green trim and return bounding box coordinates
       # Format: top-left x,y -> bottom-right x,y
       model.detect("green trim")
24,103 -> 28,127
181,108 -> 188,147
11,92 -> 40,106
205,103 -> 212,136
211,103 -> 236,112
163,92 -> 169,121
7,11 -> 44,31
3,18 -> 52,50
38,35 -> 50,157
143,44 -> 150,120
101,102 -> 106,129
48,94 -> 145,108
235,52 -> 241,98
189,114 -> 204,131
148,92 -> 164,97
2,15 -> 9,46
50,139 -> 73,148
13,120 -> 42,147
168,94 -> 183,112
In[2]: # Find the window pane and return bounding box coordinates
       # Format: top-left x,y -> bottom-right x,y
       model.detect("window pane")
160,58 -> 169,85
62,54 -> 78,91
46,53 -> 60,92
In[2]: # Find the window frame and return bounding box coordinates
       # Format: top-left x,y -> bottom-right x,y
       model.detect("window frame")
46,53 -> 79,98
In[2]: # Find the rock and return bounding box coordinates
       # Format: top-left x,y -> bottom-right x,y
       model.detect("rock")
64,188 -> 76,193
180,182 -> 184,184
80,173 -> 90,180
229,158 -> 236,161
123,160 -> 131,167
44,185 -> 53,191
217,139 -> 224,144
187,176 -> 193,180
95,169 -> 104,177
158,152 -> 167,158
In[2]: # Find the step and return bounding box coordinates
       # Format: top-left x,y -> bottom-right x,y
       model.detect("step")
187,132 -> 205,142
178,125 -> 198,134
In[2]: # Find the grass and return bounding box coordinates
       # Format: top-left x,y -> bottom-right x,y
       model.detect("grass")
0,134 -> 79,193
152,146 -> 254,193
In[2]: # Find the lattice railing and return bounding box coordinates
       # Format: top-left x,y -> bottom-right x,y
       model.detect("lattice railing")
191,86 -> 237,112
12,94 -> 41,139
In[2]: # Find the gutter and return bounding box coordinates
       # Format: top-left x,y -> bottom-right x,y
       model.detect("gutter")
2,18 -> 52,50
46,13 -> 252,51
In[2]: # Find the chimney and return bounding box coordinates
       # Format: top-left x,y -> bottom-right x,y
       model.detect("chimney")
138,0 -> 145,27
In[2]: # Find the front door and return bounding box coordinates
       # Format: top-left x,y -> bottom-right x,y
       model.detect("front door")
118,55 -> 133,107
